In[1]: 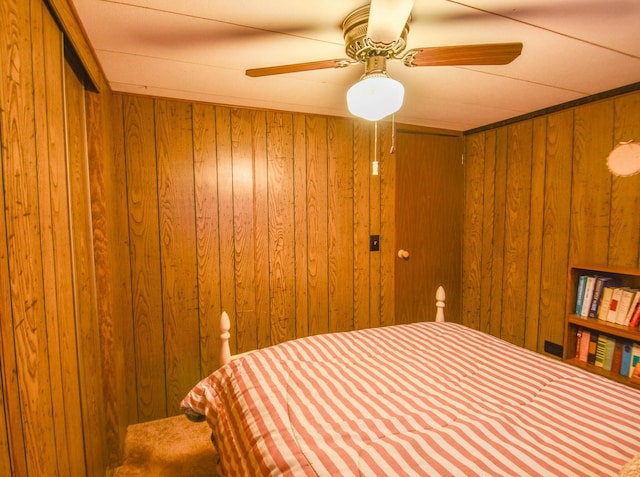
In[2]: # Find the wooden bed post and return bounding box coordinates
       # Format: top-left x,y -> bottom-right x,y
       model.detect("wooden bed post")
435,286 -> 446,322
220,311 -> 231,367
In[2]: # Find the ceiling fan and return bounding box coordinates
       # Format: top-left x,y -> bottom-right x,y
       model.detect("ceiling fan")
245,0 -> 523,121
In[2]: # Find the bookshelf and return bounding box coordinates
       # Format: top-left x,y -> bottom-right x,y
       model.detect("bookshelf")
564,264 -> 640,389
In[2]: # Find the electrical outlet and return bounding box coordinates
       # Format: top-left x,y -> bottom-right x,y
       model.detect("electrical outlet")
544,340 -> 563,358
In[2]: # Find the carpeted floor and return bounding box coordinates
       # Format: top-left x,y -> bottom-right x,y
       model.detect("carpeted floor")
113,415 -> 219,477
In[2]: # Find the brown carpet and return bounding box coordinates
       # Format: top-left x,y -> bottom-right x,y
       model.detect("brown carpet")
113,415 -> 219,477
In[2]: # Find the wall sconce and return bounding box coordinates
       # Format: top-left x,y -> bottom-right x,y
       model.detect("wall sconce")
607,140 -> 640,177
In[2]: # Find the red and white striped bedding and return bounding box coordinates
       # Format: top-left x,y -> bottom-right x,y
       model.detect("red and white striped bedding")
181,322 -> 640,476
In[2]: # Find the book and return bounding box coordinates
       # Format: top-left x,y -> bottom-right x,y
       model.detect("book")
575,275 -> 589,315
630,362 -> 640,384
587,332 -> 599,365
621,341 -> 634,376
594,334 -> 608,368
597,287 -> 615,321
629,344 -> 640,378
589,276 -> 618,318
603,336 -> 616,371
624,291 -> 640,326
611,340 -> 623,374
578,329 -> 591,362
575,329 -> 582,359
580,276 -> 597,317
629,301 -> 640,327
615,288 -> 637,325
606,287 -> 623,323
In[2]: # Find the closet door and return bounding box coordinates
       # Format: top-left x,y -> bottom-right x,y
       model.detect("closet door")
0,0 -> 107,474
0,1 -> 66,474
63,56 -> 107,475
395,131 -> 463,324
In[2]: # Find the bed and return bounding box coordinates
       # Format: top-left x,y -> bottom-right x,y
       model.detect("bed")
181,287 -> 640,476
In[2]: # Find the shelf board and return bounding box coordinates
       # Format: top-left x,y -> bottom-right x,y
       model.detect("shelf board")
570,264 -> 640,277
567,315 -> 640,341
564,357 -> 640,389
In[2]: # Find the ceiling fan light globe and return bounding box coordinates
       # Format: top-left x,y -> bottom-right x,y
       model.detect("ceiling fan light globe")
347,76 -> 404,121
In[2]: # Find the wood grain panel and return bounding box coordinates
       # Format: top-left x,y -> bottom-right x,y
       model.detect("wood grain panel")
501,122 -> 533,346
155,100 -> 200,412
609,93 -> 640,267
480,130 -> 497,335
215,107 -> 238,353
108,96 -> 138,429
306,116 -> 329,335
123,95 -> 166,421
328,117 -> 354,333
524,118 -> 547,352
33,4 -> 76,474
368,122 -> 382,329
431,134 -> 463,322
0,3 -> 25,471
570,101 -> 614,264
0,375 -> 9,476
462,133 -> 484,329
231,108 -> 258,352
87,88 -> 131,464
252,110 -> 271,349
65,59 -> 107,475
267,112 -> 296,344
539,110 -> 573,352
492,128 -> 510,337
192,103 -> 221,372
0,171 -> 14,476
3,0 -> 59,473
378,123 -> 396,327
0,259 -> 10,477
293,113 -> 309,338
85,89 -> 114,464
352,122 -> 371,330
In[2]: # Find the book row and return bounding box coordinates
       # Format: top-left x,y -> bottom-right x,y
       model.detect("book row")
574,274 -> 640,327
575,328 -> 640,383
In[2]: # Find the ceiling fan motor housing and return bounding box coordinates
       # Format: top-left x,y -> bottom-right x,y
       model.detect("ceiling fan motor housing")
342,5 -> 410,62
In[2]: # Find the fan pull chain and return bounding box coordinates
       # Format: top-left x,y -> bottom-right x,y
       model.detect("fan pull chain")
372,120 -> 379,176
390,114 -> 396,154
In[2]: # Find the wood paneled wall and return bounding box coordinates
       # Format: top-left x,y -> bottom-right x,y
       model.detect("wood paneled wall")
110,94 -> 407,421
463,90 -> 640,354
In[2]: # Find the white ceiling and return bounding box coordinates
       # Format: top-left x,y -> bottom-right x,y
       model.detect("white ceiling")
71,0 -> 640,131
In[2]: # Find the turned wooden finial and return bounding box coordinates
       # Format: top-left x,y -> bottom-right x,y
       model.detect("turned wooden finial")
435,286 -> 446,322
220,311 -> 231,366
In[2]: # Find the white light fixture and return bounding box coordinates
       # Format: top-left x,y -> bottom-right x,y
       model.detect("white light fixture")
347,56 -> 404,121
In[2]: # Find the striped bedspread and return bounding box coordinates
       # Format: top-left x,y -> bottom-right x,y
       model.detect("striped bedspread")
181,322 -> 640,476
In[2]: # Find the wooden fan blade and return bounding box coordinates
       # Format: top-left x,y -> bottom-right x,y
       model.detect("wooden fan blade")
246,59 -> 354,77
403,42 -> 523,67
367,0 -> 415,43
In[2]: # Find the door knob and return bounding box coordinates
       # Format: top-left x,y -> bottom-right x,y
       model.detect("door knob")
397,249 -> 410,259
